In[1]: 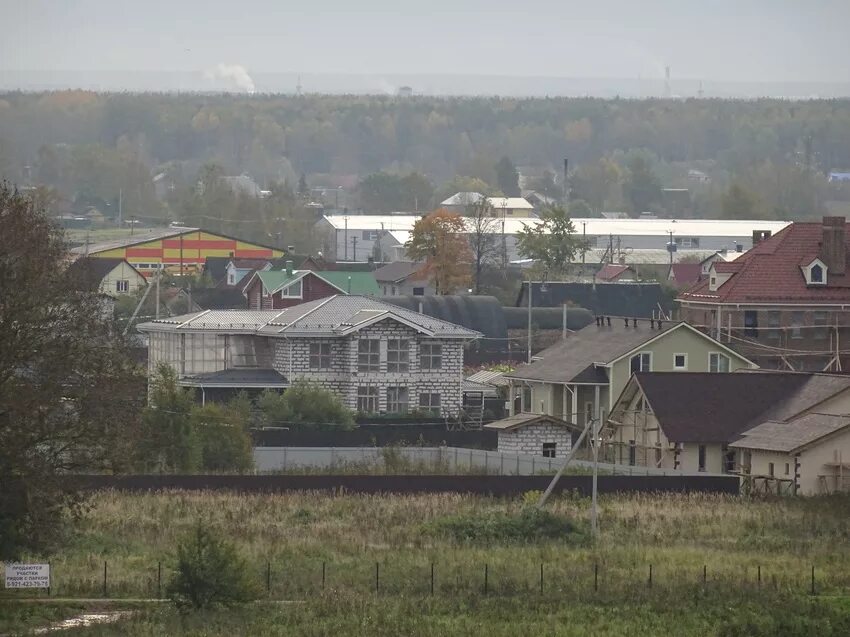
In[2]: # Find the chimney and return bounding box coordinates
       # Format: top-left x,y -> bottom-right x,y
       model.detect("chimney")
285,260 -> 293,275
821,216 -> 846,275
752,230 -> 772,247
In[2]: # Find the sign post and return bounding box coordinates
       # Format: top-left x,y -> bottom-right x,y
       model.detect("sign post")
4,563 -> 50,589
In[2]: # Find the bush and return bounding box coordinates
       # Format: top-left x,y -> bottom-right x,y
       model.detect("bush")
426,508 -> 587,544
167,524 -> 260,611
191,403 -> 254,473
256,382 -> 354,430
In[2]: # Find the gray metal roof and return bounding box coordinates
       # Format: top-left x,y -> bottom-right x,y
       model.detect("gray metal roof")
70,227 -> 200,254
466,369 -> 509,387
730,413 -> 850,453
179,368 -> 288,388
505,320 -> 678,383
137,295 -> 481,339
484,413 -> 576,431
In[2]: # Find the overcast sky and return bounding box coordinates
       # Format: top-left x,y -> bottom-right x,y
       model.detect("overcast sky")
3,0 -> 849,83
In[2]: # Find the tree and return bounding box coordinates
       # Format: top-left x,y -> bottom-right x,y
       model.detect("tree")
495,156 -> 520,197
168,524 -> 260,611
191,402 -> 254,473
516,205 -> 585,277
435,175 -> 492,206
721,183 -> 760,219
570,158 -> 622,213
622,155 -> 662,215
527,170 -> 561,199
140,364 -> 200,473
466,199 -> 501,294
297,173 -> 309,200
405,209 -> 472,295
0,184 -> 143,559
358,172 -> 434,212
255,382 -> 354,430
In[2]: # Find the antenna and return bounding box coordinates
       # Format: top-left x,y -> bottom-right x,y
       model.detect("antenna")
698,80 -> 704,99
296,75 -> 303,96
665,66 -> 671,98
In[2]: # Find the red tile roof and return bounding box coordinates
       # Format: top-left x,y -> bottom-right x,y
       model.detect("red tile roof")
596,263 -> 633,282
678,221 -> 850,304
668,263 -> 702,288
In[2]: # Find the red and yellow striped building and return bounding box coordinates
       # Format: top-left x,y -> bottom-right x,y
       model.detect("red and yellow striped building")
71,228 -> 284,276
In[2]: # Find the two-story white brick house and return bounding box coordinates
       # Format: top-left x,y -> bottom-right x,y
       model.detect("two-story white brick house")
137,295 -> 481,416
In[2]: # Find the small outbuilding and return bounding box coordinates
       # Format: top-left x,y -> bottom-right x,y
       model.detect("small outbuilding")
484,414 -> 576,458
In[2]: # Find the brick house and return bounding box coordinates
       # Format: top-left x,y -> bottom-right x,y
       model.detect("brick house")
137,295 -> 480,416
678,217 -> 850,371
242,262 -> 380,310
484,414 -> 576,458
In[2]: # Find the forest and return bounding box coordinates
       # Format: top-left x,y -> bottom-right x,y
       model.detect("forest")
1,92 -> 850,249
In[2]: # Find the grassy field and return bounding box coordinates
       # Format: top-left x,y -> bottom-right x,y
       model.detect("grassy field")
4,490 -> 850,635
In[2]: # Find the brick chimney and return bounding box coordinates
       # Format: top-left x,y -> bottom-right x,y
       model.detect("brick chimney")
821,216 -> 846,275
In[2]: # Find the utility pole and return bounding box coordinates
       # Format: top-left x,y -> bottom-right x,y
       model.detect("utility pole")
155,272 -> 160,319
118,188 -> 123,227
668,230 -> 675,269
351,236 -> 358,261
130,215 -> 136,236
344,215 -> 349,260
527,280 -> 533,364
590,416 -> 601,539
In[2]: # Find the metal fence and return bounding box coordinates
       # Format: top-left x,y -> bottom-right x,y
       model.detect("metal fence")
253,446 -> 727,477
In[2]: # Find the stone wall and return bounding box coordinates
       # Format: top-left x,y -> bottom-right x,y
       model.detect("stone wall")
497,423 -> 571,458
272,317 -> 465,416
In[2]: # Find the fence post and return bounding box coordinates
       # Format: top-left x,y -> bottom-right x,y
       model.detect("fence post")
322,561 -> 326,590
484,564 -> 488,595
540,563 -> 544,594
267,562 -> 271,597
103,560 -> 108,598
811,565 -> 816,596
648,564 -> 652,589
47,562 -> 51,597
157,561 -> 162,599
703,564 -> 707,586
430,562 -> 435,595
375,562 -> 380,595
594,562 -> 598,592
757,565 -> 761,589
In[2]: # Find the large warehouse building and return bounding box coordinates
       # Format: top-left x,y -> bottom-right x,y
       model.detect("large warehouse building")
70,228 -> 284,276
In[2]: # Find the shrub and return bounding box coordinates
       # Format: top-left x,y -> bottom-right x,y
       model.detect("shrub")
167,524 -> 260,610
426,508 -> 587,544
190,403 -> 254,473
256,382 -> 354,430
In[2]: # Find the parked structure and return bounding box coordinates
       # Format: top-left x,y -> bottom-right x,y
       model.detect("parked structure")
484,413 -> 575,458
242,262 -> 379,310
608,371 -> 850,493
138,295 -> 480,414
678,217 -> 850,371
67,257 -> 147,297
71,227 -> 284,276
504,319 -> 755,429
373,262 -> 434,296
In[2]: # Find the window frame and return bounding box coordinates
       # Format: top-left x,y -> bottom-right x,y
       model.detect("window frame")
357,339 -> 381,372
629,351 -> 652,374
542,442 -> 557,458
673,353 -> 688,371
280,279 -> 303,298
698,445 -> 706,472
356,385 -> 379,413
419,342 -> 443,371
309,342 -> 332,370
791,311 -> 804,339
116,279 -> 129,293
386,386 -> 409,414
709,352 -> 730,373
387,339 -> 410,373
743,310 -> 759,337
767,310 -> 781,340
813,310 -> 829,340
418,392 -> 441,416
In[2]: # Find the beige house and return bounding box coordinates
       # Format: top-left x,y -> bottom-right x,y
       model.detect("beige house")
730,414 -> 850,495
504,318 -> 754,429
607,371 -> 850,482
68,257 -> 147,297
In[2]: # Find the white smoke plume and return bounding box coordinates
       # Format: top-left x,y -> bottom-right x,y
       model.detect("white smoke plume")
203,63 -> 256,94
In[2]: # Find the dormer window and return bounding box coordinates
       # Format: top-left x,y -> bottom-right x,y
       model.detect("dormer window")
802,258 -> 828,286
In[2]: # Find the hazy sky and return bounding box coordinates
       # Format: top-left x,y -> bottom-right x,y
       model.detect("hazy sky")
3,0 -> 849,83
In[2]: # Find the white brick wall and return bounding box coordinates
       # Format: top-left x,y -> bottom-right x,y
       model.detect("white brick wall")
497,423 -> 571,458
271,317 -> 465,416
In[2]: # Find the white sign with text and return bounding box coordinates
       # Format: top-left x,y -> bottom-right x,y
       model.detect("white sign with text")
4,563 -> 50,588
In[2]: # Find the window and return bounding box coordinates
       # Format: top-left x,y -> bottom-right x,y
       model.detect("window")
280,279 -> 303,298
357,386 -> 379,413
309,342 -> 332,370
814,311 -> 829,340
391,285 -> 397,295
784,463 -> 790,476
542,442 -> 557,458
724,448 -> 736,474
357,339 -> 381,372
673,354 -> 688,370
361,230 -> 379,241
767,311 -> 781,340
709,352 -> 730,373
419,392 -> 441,416
628,440 -> 636,466
420,343 -> 442,371
744,310 -> 759,337
768,462 -> 775,477
412,287 -> 425,296
791,311 -> 804,339
116,279 -> 129,293
630,352 -> 651,374
387,339 -> 409,372
386,387 -> 409,413
228,272 -> 236,285
698,445 -> 706,472
810,263 -> 824,283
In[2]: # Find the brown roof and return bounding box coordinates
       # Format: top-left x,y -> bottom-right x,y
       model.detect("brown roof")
505,319 -> 678,384
632,371 -> 850,443
596,264 -> 633,282
373,261 -> 426,283
729,413 -> 850,453
679,220 -> 850,304
668,263 -> 702,288
484,413 -> 577,431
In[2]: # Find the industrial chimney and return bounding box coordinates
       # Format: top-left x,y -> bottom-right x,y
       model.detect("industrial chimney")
821,216 -> 846,275
563,158 -> 570,204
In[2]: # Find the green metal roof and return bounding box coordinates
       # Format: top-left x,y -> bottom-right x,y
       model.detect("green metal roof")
255,269 -> 379,296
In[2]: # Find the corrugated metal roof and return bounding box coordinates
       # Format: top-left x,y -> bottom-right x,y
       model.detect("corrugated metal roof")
70,227 -> 200,254
484,413 -> 575,431
138,295 -> 481,338
730,413 -> 850,452
441,192 -> 484,206
486,197 -> 534,210
466,370 -> 510,386
321,215 -> 789,238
